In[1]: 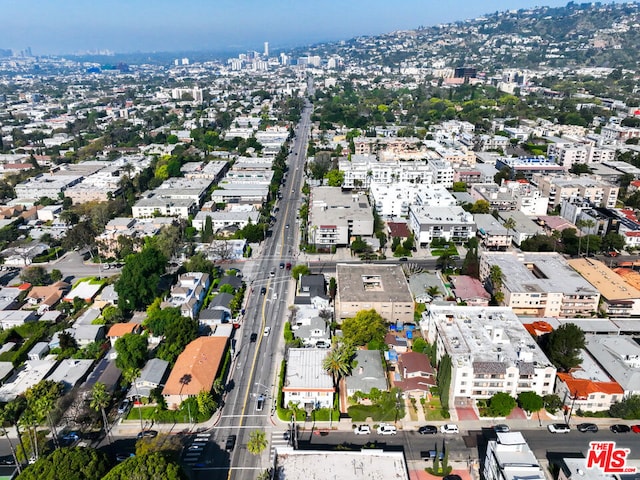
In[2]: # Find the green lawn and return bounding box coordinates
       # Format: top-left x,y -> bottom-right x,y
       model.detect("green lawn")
430,246 -> 459,257
423,397 -> 446,421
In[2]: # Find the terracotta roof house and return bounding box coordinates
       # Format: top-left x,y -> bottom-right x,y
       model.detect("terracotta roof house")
394,351 -> 436,398
556,372 -> 624,413
107,323 -> 142,347
162,336 -> 228,409
450,275 -> 491,307
26,281 -> 68,314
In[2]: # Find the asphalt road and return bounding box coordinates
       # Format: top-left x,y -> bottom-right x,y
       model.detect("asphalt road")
191,98 -> 314,480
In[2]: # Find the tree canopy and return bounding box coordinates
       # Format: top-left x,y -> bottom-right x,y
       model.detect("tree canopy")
114,333 -> 148,371
540,323 -> 585,372
487,392 -> 516,417
16,447 -> 111,480
101,452 -> 186,480
115,247 -> 167,311
517,391 -> 544,414
341,309 -> 387,346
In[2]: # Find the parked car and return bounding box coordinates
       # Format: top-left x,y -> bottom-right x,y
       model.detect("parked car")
577,423 -> 598,433
353,425 -> 371,435
547,423 -> 570,433
286,262 -> 292,270
256,394 -> 265,412
136,430 -> 158,439
610,424 -> 631,433
493,424 -> 510,433
116,452 -> 135,462
117,399 -> 130,415
440,424 -> 459,434
377,424 -> 397,435
631,425 -> 640,433
225,435 -> 236,452
188,444 -> 203,451
421,450 -> 444,461
418,425 -> 438,435
61,432 -> 80,443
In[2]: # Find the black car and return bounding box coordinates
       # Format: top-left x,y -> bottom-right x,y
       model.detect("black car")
577,423 -> 599,433
260,287 -> 266,295
610,424 -> 631,433
137,430 -> 158,439
225,435 -> 236,452
493,424 -> 510,433
418,425 -> 438,435
250,333 -> 257,342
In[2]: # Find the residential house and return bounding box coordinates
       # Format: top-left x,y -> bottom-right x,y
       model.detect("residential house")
127,358 -> 170,400
27,342 -> 49,361
164,272 -> 210,319
293,316 -> 331,348
46,359 -> 94,392
64,281 -> 102,303
345,350 -> 388,397
394,351 -> 436,398
107,323 -> 142,347
450,276 -> 491,307
283,348 -> 334,410
26,281 -> 68,314
162,336 -> 228,409
0,311 -> 37,329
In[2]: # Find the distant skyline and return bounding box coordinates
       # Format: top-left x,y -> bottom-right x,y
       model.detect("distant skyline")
2,0 -> 628,56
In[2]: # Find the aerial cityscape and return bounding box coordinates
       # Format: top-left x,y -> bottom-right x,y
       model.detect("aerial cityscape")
2,1 -> 640,480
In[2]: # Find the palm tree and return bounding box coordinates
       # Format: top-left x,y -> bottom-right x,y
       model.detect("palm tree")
123,367 -> 144,433
0,406 -> 22,474
489,265 -> 504,304
575,219 -> 586,256
582,219 -> 596,257
322,343 -> 354,389
426,286 -> 442,298
503,217 -> 516,250
90,382 -> 112,444
247,429 -> 268,455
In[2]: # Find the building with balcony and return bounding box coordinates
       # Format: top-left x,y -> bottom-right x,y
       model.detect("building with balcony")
408,205 -> 475,246
421,305 -> 556,402
480,252 -> 600,318
283,348 -> 334,410
532,174 -> 619,209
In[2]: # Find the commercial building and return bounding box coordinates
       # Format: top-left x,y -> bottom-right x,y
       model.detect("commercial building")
480,252 -> 600,317
422,305 -> 556,402
335,264 -> 414,324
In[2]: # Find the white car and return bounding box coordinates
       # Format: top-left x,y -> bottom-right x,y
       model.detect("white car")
547,423 -> 570,434
377,424 -> 397,435
263,327 -> 271,337
353,425 -> 371,435
440,424 -> 459,434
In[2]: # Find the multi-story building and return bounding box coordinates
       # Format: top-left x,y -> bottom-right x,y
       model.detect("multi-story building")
547,142 -> 616,168
339,155 -> 434,189
532,174 -> 619,208
422,305 -> 556,402
483,432 -> 545,480
496,157 -> 565,180
369,183 -> 455,217
408,205 -> 475,246
283,348 -> 334,410
15,174 -> 83,199
474,214 -> 512,250
335,264 -> 414,324
163,272 -> 210,319
568,258 -> 640,316
584,334 -> 640,396
307,187 -> 374,249
480,252 -> 600,318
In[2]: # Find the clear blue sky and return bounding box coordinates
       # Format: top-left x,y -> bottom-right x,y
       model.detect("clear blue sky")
1,0 -> 624,55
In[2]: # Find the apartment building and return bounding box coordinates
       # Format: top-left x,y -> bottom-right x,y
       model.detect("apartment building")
335,264 -> 414,324
495,157 -> 565,180
283,348 -> 334,410
480,252 -> 600,317
474,214 -> 512,250
547,142 -> 616,168
532,174 -> 619,208
307,187 -> 374,249
15,174 -> 83,199
483,432 -> 545,480
408,205 -> 475,246
369,183 -> 455,217
422,305 -> 556,401
339,155 -> 433,189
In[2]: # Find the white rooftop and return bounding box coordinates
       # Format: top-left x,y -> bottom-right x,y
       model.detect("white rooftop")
285,348 -> 333,391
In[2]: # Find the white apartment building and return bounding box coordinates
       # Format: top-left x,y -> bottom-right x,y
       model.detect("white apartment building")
408,205 -> 475,246
483,432 -> 545,480
427,159 -> 454,188
532,174 -> 619,208
480,252 -> 600,318
15,174 -> 83,199
474,214 -> 512,250
132,194 -> 197,219
307,187 -> 374,249
421,305 -> 556,402
548,142 -> 616,168
339,156 -> 433,189
369,183 -> 455,217
192,207 -> 260,232
283,349 -> 334,410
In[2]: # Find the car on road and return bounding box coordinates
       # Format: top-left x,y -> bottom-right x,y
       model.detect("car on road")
399,257 -> 408,262
225,435 -> 236,452
418,425 -> 438,435
137,430 -> 158,439
61,432 -> 80,443
377,424 -> 397,435
286,262 -> 292,270
577,423 -> 599,433
116,452 -> 134,462
263,326 -> 271,337
260,287 -> 266,295
440,424 -> 459,434
421,450 -> 444,461
269,271 -> 275,277
250,333 -> 257,342
256,394 -> 265,412
117,399 -> 130,414
547,423 -> 570,433
285,224 -> 289,229
632,424 -> 640,433
188,444 -> 203,451
610,424 -> 631,433
279,262 -> 285,269
0,456 -> 14,465
353,425 -> 371,435
493,424 -> 510,433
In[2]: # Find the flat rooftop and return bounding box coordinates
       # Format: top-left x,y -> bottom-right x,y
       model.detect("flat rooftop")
568,258 -> 640,300
274,447 -> 409,480
284,348 -> 333,391
484,252 -> 598,296
336,264 -> 413,303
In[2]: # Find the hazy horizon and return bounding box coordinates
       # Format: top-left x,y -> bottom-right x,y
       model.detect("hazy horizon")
2,0 -> 628,56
